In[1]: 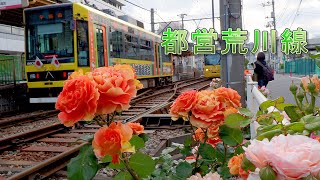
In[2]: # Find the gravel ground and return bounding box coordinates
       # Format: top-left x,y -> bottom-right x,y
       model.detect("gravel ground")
0,117 -> 59,138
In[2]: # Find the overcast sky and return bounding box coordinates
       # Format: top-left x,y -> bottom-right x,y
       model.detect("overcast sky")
121,0 -> 320,42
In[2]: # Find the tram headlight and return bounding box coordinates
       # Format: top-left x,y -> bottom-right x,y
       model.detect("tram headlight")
68,72 -> 73,77
30,73 -> 36,79
205,69 -> 209,71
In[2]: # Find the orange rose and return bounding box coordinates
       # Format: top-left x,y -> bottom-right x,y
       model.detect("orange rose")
170,90 -> 197,120
55,75 -> 99,127
92,122 -> 133,164
301,76 -> 310,92
190,90 -> 224,128
193,128 -> 205,142
213,87 -> 241,108
223,107 -> 238,118
311,74 -> 320,92
88,67 -> 138,114
128,122 -> 144,135
228,153 -> 244,175
67,69 -> 84,80
207,124 -> 221,138
207,136 -> 222,147
239,167 -> 249,180
114,64 -> 143,90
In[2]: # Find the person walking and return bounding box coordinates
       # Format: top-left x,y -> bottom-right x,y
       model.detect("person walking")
254,52 -> 274,88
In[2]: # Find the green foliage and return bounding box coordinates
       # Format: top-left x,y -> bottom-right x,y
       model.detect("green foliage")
241,157 -> 256,172
101,155 -> 112,163
114,172 -> 134,180
129,152 -> 155,178
109,161 -> 126,169
130,135 -> 145,150
225,113 -> 251,128
175,162 -> 193,178
219,125 -> 243,146
259,165 -> 276,180
67,145 -> 99,180
239,108 -> 253,118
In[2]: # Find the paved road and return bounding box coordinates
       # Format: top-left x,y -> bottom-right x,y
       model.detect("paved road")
267,74 -> 320,105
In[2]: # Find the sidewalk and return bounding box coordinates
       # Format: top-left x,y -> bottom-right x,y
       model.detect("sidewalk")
268,74 -> 320,105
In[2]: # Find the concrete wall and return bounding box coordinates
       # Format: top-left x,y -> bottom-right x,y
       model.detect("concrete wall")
0,24 -> 24,54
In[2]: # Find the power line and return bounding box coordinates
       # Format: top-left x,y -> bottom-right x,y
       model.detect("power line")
154,17 -> 216,24
289,0 -> 303,28
123,0 -> 150,12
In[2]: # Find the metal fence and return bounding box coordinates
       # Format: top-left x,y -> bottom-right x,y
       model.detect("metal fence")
0,55 -> 25,85
284,58 -> 316,76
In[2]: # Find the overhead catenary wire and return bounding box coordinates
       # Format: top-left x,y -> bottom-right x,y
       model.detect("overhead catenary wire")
289,0 -> 303,29
123,0 -> 150,12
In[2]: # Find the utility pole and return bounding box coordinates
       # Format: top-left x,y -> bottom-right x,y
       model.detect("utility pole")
178,13 -> 187,29
151,8 -> 155,33
219,0 -> 246,106
263,0 -> 277,70
212,0 -> 215,29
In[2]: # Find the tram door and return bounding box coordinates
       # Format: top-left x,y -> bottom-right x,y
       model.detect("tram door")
95,25 -> 108,67
155,43 -> 160,75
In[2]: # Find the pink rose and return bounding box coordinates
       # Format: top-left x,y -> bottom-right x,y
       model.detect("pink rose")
244,134 -> 320,179
187,172 -> 222,180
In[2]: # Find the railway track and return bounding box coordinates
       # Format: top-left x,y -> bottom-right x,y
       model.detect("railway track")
0,78 -> 211,179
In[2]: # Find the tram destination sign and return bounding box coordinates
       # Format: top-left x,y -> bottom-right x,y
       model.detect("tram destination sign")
0,0 -> 29,10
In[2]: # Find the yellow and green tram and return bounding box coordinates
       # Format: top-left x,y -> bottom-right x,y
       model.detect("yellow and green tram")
24,3 -> 172,103
203,53 -> 221,78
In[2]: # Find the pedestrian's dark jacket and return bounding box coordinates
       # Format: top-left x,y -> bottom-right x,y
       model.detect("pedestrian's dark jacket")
254,60 -> 266,81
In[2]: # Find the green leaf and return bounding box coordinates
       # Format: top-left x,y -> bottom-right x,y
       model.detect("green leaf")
275,103 -> 294,111
198,143 -> 216,160
109,161 -> 126,169
235,146 -> 244,154
180,146 -> 192,156
225,113 -> 246,128
256,129 -> 282,141
129,152 -> 155,178
274,96 -> 285,104
305,121 -> 320,132
175,162 -> 192,178
257,124 -> 282,135
101,155 -> 112,163
199,165 -> 209,176
67,145 -> 99,180
256,110 -> 263,116
114,172 -> 134,180
139,133 -> 149,142
284,105 -> 302,122
218,165 -> 232,179
259,165 -> 276,180
309,53 -> 320,60
285,122 -> 305,132
241,157 -> 256,172
184,137 -> 193,147
215,143 -> 227,163
256,114 -> 274,126
271,111 -> 284,122
260,100 -> 274,111
301,115 -> 320,124
239,118 -> 252,127
130,135 -> 145,150
239,108 -> 253,117
316,45 -> 320,52
219,125 -> 243,146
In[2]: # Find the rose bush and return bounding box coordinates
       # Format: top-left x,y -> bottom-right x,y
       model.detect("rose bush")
55,69 -> 320,180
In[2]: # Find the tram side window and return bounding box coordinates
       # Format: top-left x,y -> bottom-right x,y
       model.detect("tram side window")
124,34 -> 139,60
139,39 -> 153,61
161,46 -> 171,62
110,28 -> 123,58
77,21 -> 89,67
